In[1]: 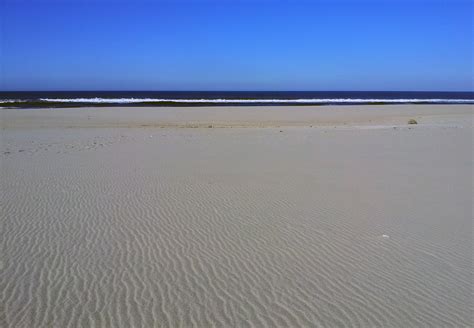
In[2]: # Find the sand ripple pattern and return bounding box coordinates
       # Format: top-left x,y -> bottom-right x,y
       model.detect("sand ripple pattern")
1,127 -> 472,327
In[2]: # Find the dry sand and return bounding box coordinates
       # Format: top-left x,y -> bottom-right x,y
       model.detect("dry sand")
1,105 -> 472,327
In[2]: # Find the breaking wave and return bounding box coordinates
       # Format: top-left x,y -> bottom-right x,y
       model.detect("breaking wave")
36,97 -> 474,104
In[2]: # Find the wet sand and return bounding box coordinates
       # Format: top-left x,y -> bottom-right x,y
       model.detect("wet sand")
1,105 -> 472,327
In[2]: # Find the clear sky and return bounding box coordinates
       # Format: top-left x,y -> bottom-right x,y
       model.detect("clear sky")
1,0 -> 472,91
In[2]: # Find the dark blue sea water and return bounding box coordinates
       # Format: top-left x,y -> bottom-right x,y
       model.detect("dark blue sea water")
0,91 -> 473,107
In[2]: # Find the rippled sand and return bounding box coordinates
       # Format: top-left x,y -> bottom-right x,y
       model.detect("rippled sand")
1,105 -> 472,327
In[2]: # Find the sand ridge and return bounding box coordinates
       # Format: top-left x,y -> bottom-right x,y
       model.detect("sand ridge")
1,104 -> 472,129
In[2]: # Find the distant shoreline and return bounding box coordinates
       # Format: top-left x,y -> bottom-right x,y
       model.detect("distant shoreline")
2,100 -> 474,109
1,90 -> 472,108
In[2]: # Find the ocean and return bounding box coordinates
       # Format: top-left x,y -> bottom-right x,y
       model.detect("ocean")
1,91 -> 473,107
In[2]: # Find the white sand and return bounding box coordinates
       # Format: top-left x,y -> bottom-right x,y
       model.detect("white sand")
1,105 -> 472,327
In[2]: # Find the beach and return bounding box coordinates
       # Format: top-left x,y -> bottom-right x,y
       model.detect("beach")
1,104 -> 472,327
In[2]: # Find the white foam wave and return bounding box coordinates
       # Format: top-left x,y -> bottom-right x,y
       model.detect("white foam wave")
0,99 -> 27,103
37,97 -> 473,104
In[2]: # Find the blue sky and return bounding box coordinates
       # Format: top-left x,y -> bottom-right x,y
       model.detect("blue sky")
1,0 -> 472,91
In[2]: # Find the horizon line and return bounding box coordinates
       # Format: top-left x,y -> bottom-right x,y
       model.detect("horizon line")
1,90 -> 473,93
